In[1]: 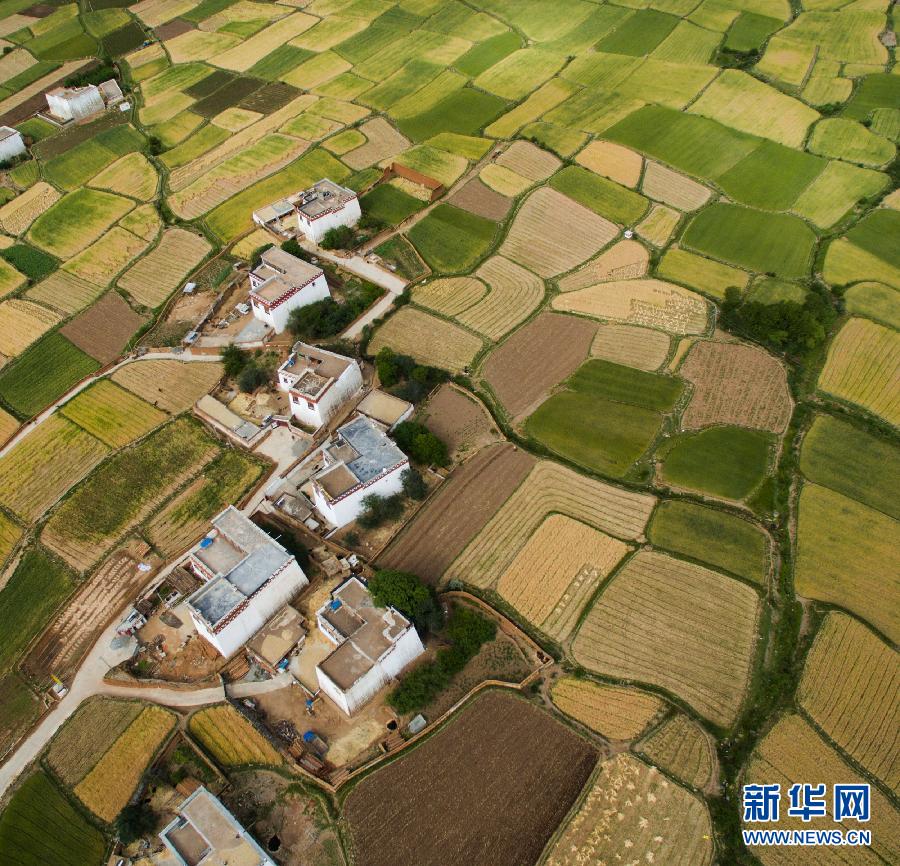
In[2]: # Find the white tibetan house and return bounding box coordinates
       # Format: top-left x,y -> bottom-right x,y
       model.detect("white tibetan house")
311,414 -> 408,528
248,246 -> 330,333
0,127 -> 26,163
315,576 -> 425,715
44,79 -> 123,123
252,179 -> 360,244
184,506 -> 309,659
278,342 -> 363,430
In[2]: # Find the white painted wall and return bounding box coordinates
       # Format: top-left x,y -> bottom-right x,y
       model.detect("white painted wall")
250,272 -> 330,333
284,362 -> 362,429
299,197 -> 361,244
312,461 -> 406,528
47,87 -> 104,121
0,130 -> 25,163
189,560 -> 309,658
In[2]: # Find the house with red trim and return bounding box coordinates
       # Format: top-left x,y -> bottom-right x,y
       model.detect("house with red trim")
252,178 -> 360,244
277,342 -> 362,430
248,247 -> 330,333
184,506 -> 309,658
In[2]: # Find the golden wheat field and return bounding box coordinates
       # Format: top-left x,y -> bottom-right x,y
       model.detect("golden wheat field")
111,359 -> 223,412
637,713 -> 716,790
497,514 -> 629,641
63,227 -> 151,288
557,238 -> 650,292
495,140 -> 561,181
74,706 -> 175,821
550,676 -> 664,740
60,380 -> 167,449
641,161 -> 711,211
575,140 -> 643,188
544,754 -> 714,866
0,182 -> 60,235
412,276 -> 487,317
572,550 -> 760,727
25,269 -> 105,315
591,322 -> 670,371
797,611 -> 899,793
445,461 -> 655,589
637,204 -> 681,246
0,299 -> 63,357
90,153 -> 159,202
189,704 -> 283,767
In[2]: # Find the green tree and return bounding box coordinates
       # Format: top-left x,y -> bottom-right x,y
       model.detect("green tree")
116,803 -> 156,845
221,344 -> 248,378
393,422 -> 449,466
320,225 -> 355,250
401,467 -> 427,500
368,569 -> 440,631
237,363 -> 269,393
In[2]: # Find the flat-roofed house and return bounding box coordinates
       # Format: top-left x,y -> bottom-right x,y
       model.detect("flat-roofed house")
315,576 -> 424,715
278,342 -> 363,430
0,126 -> 26,163
311,415 -> 408,528
44,79 -> 122,123
248,247 -> 330,333
184,506 -> 309,658
252,179 -> 360,244
159,786 -> 275,866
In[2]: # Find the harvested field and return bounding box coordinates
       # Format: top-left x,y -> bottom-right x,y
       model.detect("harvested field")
544,754 -> 713,866
111,359 -> 223,412
745,714 -> 899,866
46,697 -> 143,785
119,204 -> 161,242
456,255 -> 544,340
795,483 -> 899,644
60,291 -> 147,364
369,308 -> 482,375
378,443 -> 534,584
419,384 -> 498,460
553,278 -> 709,335
637,204 -> 681,247
572,549 -> 760,726
60,380 -> 166,448
482,312 -> 597,418
341,117 -> 410,170
497,514 -> 629,641
479,164 -> 532,197
576,140 -> 642,188
63,227 -> 151,288
74,705 -> 176,821
0,414 -> 109,522
25,270 -> 105,315
550,676 -> 664,740
817,317 -> 900,426
189,704 -> 282,767
495,140 -> 560,181
680,340 -> 791,433
446,461 -> 655,589
0,182 -> 59,236
501,187 -> 618,278
591,323 -> 670,372
118,228 -> 212,309
641,161 -> 711,211
0,299 -> 62,357
343,691 -> 597,866
89,152 -> 158,201
411,276 -> 487,317
637,713 -> 716,789
557,239 -> 649,292
22,542 -> 156,686
447,178 -> 512,222
798,611 -> 898,793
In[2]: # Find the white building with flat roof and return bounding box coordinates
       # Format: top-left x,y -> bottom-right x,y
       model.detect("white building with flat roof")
0,127 -> 26,163
248,247 -> 330,333
159,786 -> 275,866
252,179 -> 360,244
184,506 -> 309,659
316,576 -> 425,715
278,342 -> 362,430
311,414 -> 408,528
44,79 -> 123,123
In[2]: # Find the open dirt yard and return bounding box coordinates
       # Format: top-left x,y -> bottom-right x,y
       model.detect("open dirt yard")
544,754 -> 714,866
572,549 -> 760,727
60,291 -> 147,364
482,312 -> 598,418
20,539 -> 160,686
342,691 -> 597,866
378,443 -> 534,583
419,383 -> 499,460
557,239 -> 649,292
447,177 -> 513,221
680,340 -> 792,433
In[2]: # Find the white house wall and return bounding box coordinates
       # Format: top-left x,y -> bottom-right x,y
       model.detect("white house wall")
0,133 -> 25,163
312,463 -> 406,528
287,363 -> 362,429
251,273 -> 330,334
300,198 -> 361,244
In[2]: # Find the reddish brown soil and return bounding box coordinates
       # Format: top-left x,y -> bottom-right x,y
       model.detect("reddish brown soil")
482,312 -> 598,418
377,443 -> 534,583
61,291 -> 147,364
343,691 -> 597,866
420,383 -> 499,460
155,18 -> 194,40
448,178 -> 513,221
22,4 -> 56,17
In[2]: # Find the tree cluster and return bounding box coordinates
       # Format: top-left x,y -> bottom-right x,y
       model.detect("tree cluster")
65,63 -> 118,88
374,347 -> 449,403
393,421 -> 449,467
287,279 -> 381,340
368,569 -> 442,632
221,345 -> 275,393
356,467 -> 427,528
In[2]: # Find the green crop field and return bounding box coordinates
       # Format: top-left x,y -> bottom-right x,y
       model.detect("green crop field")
397,88 -> 508,142
661,426 -> 773,501
28,189 -> 132,260
374,235 -> 428,281
549,166 -> 648,225
682,204 -> 816,278
845,209 -> 900,268
360,184 -> 426,227
0,245 -> 57,281
0,333 -> 100,419
597,9 -> 679,56
568,359 -> 683,412
407,205 -> 496,273
724,12 -> 782,52
843,282 -> 900,329
0,772 -> 106,866
455,31 -> 521,77
649,500 -> 769,584
60,380 -> 167,449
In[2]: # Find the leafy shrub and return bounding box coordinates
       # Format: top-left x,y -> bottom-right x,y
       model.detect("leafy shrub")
368,569 -> 441,632
401,467 -> 427,500
357,492 -> 405,528
287,279 -> 381,339
393,421 -> 449,466
320,225 -> 356,250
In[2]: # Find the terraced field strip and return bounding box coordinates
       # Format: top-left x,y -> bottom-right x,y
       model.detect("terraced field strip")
637,713 -> 715,789
557,239 -> 649,292
457,255 -> 544,340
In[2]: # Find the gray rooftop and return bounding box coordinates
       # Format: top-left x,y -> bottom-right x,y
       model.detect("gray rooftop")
320,415 -> 407,495
297,179 -> 356,219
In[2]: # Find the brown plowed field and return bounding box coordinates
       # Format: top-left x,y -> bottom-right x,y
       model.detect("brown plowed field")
448,178 -> 513,221
680,340 -> 792,433
420,383 -> 499,460
343,690 -> 597,866
20,539 -> 161,685
377,442 -> 534,583
482,312 -> 597,418
61,292 -> 148,364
